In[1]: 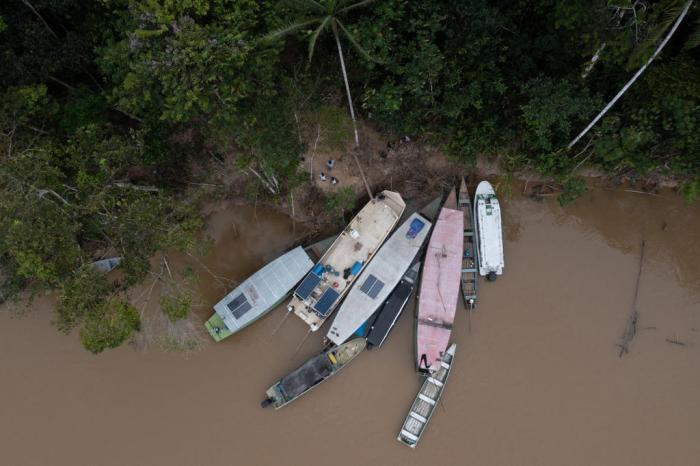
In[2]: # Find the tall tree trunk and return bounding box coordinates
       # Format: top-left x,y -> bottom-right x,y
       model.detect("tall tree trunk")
332,23 -> 373,200
568,0 -> 694,148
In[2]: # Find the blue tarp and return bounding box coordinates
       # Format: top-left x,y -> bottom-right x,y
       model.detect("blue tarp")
350,261 -> 363,276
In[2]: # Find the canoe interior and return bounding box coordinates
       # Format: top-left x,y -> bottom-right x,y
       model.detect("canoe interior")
265,338 -> 367,409
398,344 -> 456,448
458,179 -> 478,309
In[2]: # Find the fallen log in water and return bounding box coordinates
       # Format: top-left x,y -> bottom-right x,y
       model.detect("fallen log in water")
618,240 -> 645,358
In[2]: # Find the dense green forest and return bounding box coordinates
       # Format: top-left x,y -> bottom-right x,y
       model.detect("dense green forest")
1,0 -> 698,352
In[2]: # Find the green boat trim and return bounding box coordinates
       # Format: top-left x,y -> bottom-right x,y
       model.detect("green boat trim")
204,313 -> 233,342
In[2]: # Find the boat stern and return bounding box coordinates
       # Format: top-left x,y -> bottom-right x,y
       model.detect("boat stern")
204,313 -> 233,342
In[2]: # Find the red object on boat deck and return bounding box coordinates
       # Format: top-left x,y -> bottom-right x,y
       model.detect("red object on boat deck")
416,189 -> 463,373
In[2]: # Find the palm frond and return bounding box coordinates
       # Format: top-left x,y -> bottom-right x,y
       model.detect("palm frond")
308,16 -> 331,61
631,0 -> 690,64
263,18 -> 321,42
337,0 -> 376,15
335,19 -> 382,64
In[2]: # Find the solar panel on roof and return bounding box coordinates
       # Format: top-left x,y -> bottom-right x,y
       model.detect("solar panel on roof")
360,274 -> 384,299
313,288 -> 339,316
360,275 -> 377,294
227,293 -> 247,313
295,272 -> 321,300
367,280 -> 384,299
232,300 -> 252,319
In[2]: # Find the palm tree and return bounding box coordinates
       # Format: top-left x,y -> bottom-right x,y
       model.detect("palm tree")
266,0 -> 378,198
569,0 -> 695,148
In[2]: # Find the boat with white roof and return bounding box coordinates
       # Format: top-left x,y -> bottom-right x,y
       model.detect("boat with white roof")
287,191 -> 405,332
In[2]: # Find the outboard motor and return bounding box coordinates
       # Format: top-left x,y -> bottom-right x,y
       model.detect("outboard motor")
260,398 -> 273,408
487,271 -> 497,282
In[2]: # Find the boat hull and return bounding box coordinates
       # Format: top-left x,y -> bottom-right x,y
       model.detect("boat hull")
288,191 -> 405,332
474,181 -> 504,277
416,190 -> 463,373
366,262 -> 420,349
327,212 -> 430,346
263,338 -> 367,409
458,179 -> 478,309
398,343 -> 456,448
205,246 -> 313,341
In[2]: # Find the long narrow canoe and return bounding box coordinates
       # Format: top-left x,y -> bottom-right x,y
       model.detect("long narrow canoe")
416,189 -> 463,373
366,261 -> 421,349
327,212 -> 431,346
458,178 -> 478,309
261,338 -> 367,409
288,191 -> 405,332
398,343 -> 456,448
474,181 -> 504,280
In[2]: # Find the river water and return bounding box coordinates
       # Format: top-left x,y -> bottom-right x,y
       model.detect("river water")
1,185 -> 699,466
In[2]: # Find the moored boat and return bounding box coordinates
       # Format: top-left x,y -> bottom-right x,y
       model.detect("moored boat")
458,178 -> 478,309
288,191 -> 405,332
474,181 -> 504,280
327,211 -> 431,346
366,261 -> 421,349
398,343 -> 456,448
204,246 -> 314,342
415,189 -> 463,373
261,338 -> 367,409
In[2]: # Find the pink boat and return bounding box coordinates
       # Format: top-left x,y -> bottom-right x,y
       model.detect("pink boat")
416,189 -> 463,373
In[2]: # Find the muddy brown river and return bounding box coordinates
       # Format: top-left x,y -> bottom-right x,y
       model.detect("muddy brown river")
2,184 -> 699,466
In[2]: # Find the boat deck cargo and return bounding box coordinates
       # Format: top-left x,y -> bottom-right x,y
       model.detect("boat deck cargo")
288,191 -> 405,331
416,189 -> 463,373
474,181 -> 504,279
327,212 -> 431,346
262,338 -> 367,409
205,246 -> 313,341
398,343 -> 456,448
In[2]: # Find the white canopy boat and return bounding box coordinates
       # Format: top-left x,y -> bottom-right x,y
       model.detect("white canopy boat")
205,246 -> 314,341
474,181 -> 504,281
327,212 -> 431,346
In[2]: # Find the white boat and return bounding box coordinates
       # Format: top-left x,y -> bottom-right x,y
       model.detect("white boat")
288,191 -> 405,331
205,246 -> 314,341
474,181 -> 504,280
327,212 -> 431,346
397,343 -> 456,448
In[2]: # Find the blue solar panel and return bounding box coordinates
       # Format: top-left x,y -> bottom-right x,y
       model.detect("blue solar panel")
368,280 -> 384,299
313,288 -> 340,316
360,274 -> 384,299
295,272 -> 321,300
406,218 -> 426,239
360,275 -> 377,294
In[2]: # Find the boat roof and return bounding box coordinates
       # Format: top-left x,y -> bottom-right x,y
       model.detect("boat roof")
475,190 -> 504,273
214,246 -> 313,332
326,212 -> 432,345
290,191 -> 405,329
416,203 -> 463,372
